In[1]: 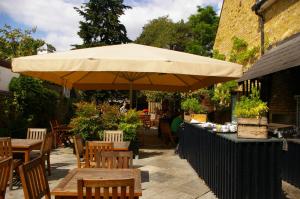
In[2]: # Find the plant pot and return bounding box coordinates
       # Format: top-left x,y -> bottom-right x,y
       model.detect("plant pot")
184,114 -> 191,122
237,117 -> 268,139
191,114 -> 207,123
129,137 -> 139,156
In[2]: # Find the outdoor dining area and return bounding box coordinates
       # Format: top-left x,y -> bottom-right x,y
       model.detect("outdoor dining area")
0,127 -> 141,199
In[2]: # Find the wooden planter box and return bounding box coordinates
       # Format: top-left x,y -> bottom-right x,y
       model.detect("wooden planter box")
184,114 -> 191,122
191,114 -> 207,123
237,117 -> 268,139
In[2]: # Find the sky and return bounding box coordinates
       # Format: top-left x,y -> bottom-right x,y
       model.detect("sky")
0,0 -> 223,51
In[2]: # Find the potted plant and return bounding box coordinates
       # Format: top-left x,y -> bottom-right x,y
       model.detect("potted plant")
235,88 -> 269,139
118,109 -> 142,155
181,98 -> 207,122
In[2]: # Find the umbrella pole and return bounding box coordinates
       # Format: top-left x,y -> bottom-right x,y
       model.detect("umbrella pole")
129,81 -> 133,109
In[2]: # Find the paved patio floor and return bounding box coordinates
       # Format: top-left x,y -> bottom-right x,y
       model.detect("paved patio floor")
5,128 -> 300,199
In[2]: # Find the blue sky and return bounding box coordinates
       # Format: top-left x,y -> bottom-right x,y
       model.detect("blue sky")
0,0 -> 223,51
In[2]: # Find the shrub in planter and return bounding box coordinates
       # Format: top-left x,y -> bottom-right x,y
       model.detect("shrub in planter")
69,102 -> 102,140
235,88 -> 268,139
119,109 -> 142,156
99,102 -> 121,131
181,98 -> 207,122
119,109 -> 142,141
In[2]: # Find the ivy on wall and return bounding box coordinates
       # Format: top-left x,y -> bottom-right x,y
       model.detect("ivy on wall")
211,36 -> 259,110
229,36 -> 259,68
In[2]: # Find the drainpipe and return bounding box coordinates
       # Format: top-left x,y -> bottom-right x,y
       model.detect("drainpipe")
252,0 -> 266,55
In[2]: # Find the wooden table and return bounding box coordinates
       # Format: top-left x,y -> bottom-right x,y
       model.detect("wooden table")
11,139 -> 43,162
268,123 -> 295,132
51,168 -> 142,199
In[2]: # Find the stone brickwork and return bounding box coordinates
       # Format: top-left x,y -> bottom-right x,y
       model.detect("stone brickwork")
214,0 -> 300,58
264,0 -> 300,48
214,0 -> 260,58
268,68 -> 300,124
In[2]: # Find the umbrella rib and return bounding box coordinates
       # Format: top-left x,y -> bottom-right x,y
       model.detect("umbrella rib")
189,75 -> 203,81
174,74 -> 190,87
73,72 -> 91,84
112,72 -> 119,84
146,74 -> 153,85
60,71 -> 76,78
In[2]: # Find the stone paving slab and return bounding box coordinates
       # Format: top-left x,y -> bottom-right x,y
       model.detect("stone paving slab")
5,129 -> 300,199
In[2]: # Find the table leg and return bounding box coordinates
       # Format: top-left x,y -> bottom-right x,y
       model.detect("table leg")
24,151 -> 30,162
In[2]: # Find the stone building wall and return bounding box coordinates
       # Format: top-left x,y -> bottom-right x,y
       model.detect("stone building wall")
214,0 -> 259,58
264,0 -> 300,48
268,68 -> 300,124
214,0 -> 300,58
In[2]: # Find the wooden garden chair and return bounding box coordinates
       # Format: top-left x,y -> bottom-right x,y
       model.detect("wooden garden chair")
30,133 -> 53,176
96,151 -> 133,169
85,142 -> 113,168
77,178 -> 135,199
27,128 -> 47,140
0,157 -> 13,199
0,137 -> 22,190
73,135 -> 85,168
103,130 -> 124,142
49,120 -> 72,147
19,156 -> 50,199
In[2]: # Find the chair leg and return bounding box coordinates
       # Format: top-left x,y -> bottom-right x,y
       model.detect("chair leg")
9,165 -> 13,190
47,154 -> 51,176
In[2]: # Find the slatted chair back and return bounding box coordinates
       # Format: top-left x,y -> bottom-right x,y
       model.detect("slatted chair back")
103,130 -> 123,142
27,128 -> 47,140
77,178 -> 135,199
19,157 -> 50,199
96,151 -> 133,169
0,138 -> 12,159
85,142 -> 113,168
40,133 -> 53,156
73,135 -> 85,168
0,157 -> 12,199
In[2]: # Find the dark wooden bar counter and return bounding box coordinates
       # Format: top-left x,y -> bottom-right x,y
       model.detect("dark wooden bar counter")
178,123 -> 282,199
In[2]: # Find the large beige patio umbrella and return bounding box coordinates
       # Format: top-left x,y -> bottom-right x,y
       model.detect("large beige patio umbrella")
12,43 -> 242,106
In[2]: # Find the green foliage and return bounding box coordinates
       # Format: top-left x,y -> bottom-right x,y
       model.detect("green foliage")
79,90 -> 128,103
136,6 -> 219,56
119,109 -> 142,141
181,98 -> 206,114
136,16 -> 189,51
0,25 -> 55,60
70,102 -> 141,141
8,75 -> 59,127
212,81 -> 238,109
141,91 -> 174,102
213,50 -> 226,61
235,87 -> 268,118
74,0 -> 131,48
99,102 -> 121,131
69,102 -> 102,140
229,36 -> 259,66
185,6 -> 219,56
181,89 -> 212,101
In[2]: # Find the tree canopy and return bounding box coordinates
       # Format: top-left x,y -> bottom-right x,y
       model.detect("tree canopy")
74,0 -> 131,48
136,16 -> 189,51
0,25 -> 55,61
135,6 -> 219,56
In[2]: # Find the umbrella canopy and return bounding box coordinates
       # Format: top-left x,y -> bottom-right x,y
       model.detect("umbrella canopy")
12,43 -> 242,92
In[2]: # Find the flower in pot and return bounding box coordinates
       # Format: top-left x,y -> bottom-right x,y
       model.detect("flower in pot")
181,98 -> 207,122
234,88 -> 269,139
